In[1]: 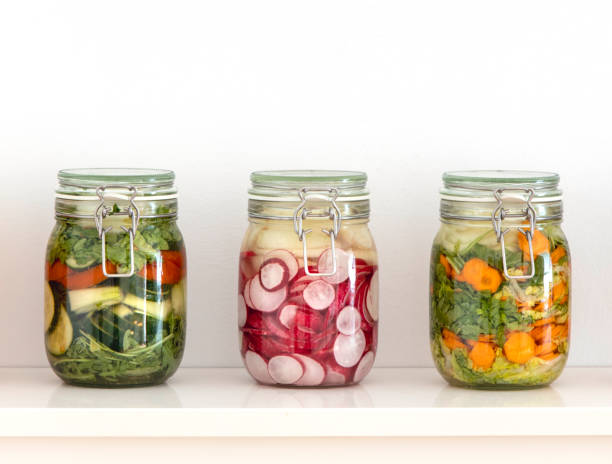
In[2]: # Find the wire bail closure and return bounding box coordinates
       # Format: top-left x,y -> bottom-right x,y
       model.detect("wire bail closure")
94,185 -> 141,278
492,188 -> 537,280
293,187 -> 342,277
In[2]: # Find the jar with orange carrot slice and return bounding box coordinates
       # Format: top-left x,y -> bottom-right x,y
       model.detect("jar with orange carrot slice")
45,169 -> 186,387
430,171 -> 570,389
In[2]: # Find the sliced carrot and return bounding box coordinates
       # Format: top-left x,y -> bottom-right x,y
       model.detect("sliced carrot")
552,282 -> 568,302
439,254 -> 452,277
468,342 -> 496,370
550,246 -> 566,264
518,229 -> 550,260
503,332 -> 536,364
538,352 -> 561,361
551,323 -> 569,339
530,324 -> 553,344
456,258 -> 502,293
442,328 -> 467,350
532,317 -> 555,327
535,341 -> 557,357
443,336 -> 467,351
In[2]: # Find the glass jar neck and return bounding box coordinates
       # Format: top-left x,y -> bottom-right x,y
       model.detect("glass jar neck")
440,170 -> 563,224
55,176 -> 178,219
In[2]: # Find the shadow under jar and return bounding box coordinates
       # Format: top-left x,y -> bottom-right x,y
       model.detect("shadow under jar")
45,169 -> 186,387
238,171 -> 379,386
430,171 -> 570,389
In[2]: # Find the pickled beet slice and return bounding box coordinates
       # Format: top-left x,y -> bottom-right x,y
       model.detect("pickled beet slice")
250,276 -> 287,312
336,305 -> 361,335
303,280 -> 335,310
268,355 -> 304,384
264,249 -> 299,281
259,258 -> 290,292
245,351 -> 274,384
317,248 -> 352,284
293,354 -> 325,386
238,294 -> 247,328
333,330 -> 366,367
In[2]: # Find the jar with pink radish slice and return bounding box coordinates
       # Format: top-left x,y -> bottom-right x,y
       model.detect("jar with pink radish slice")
238,171 -> 379,387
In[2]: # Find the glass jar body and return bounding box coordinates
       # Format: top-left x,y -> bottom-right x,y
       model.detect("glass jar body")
430,219 -> 570,389
45,215 -> 187,387
238,216 -> 379,387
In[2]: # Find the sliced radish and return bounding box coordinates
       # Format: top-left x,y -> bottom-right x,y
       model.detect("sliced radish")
243,279 -> 254,308
247,334 -> 289,359
324,370 -> 347,385
333,330 -> 366,367
238,294 -> 247,328
293,354 -> 325,386
244,351 -> 274,384
317,248 -> 352,284
303,280 -> 335,310
353,351 -> 375,383
250,277 -> 287,312
268,355 -> 304,384
336,306 -> 361,335
289,275 -> 318,296
365,270 -> 379,322
278,304 -> 299,329
259,258 -> 289,291
264,249 -> 299,281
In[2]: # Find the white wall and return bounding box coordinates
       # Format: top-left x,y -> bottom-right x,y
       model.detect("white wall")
0,0 -> 610,367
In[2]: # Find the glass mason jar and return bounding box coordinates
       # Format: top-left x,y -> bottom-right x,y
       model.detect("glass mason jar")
238,171 -> 379,386
45,169 -> 186,387
430,171 -> 570,389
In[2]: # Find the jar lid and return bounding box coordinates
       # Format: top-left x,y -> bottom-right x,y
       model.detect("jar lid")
249,170 -> 368,201
441,170 -> 562,202
56,168 -> 177,200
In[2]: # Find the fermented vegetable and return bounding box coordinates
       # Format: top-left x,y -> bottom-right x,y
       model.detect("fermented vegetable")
430,223 -> 570,388
45,219 -> 186,387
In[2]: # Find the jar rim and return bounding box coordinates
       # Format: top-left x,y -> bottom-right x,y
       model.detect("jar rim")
58,168 -> 175,186
441,170 -> 562,203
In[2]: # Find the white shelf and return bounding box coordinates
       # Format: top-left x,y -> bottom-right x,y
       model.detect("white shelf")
1,367 -> 612,438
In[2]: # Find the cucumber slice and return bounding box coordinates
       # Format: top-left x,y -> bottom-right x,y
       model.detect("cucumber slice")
65,255 -> 98,270
68,286 -> 122,314
112,304 -> 134,319
46,305 -> 73,355
171,280 -> 186,316
123,293 -> 172,321
44,282 -> 55,332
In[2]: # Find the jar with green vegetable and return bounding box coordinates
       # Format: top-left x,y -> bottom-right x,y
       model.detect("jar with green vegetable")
45,169 -> 186,387
430,171 -> 570,389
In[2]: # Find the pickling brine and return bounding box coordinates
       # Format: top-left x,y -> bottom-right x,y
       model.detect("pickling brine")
239,171 -> 378,386
430,171 -> 570,389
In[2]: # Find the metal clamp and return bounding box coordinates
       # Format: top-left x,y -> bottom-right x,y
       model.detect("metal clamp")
293,187 -> 342,277
94,185 -> 141,278
492,188 -> 536,280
